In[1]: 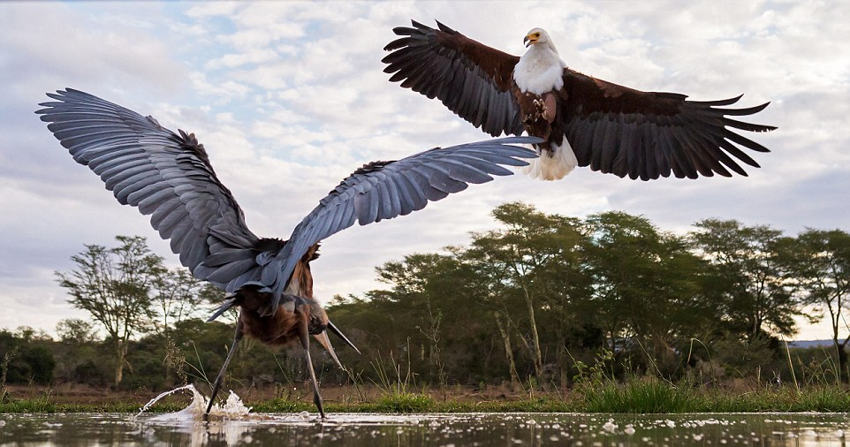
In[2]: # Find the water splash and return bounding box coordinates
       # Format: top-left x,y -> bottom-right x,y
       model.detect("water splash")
135,384 -> 253,422
135,384 -> 196,419
215,390 -> 253,419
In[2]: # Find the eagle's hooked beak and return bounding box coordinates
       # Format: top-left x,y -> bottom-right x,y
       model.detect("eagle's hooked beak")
524,34 -> 536,47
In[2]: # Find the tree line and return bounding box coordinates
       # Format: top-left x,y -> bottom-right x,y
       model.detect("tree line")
327,203 -> 848,388
1,203 -> 847,395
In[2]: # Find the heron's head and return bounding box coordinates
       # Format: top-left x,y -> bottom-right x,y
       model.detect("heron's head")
306,301 -> 361,370
306,301 -> 330,335
523,28 -> 551,48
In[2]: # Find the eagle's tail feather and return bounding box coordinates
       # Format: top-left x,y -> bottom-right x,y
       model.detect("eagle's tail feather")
522,141 -> 577,181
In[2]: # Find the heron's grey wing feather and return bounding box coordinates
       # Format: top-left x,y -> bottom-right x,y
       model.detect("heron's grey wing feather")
268,137 -> 541,296
37,88 -> 260,290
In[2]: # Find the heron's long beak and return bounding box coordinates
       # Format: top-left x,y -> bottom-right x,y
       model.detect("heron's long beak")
328,321 -> 361,354
313,331 -> 343,369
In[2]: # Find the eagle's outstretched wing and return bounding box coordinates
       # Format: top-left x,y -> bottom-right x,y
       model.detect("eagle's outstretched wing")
384,20 -> 523,137
557,69 -> 775,180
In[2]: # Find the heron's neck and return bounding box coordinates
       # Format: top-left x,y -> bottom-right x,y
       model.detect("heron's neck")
514,43 -> 565,95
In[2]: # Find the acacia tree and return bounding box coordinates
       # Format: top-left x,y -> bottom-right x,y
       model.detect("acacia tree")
375,253 -> 452,384
584,212 -> 708,373
151,267 -> 209,335
463,202 -> 585,384
55,318 -> 97,345
56,235 -> 163,386
779,229 -> 850,381
690,219 -> 802,340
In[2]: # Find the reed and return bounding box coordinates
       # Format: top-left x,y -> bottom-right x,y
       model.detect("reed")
366,341 -> 434,412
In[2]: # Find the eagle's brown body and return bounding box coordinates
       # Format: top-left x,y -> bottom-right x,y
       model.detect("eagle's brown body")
513,87 -> 560,151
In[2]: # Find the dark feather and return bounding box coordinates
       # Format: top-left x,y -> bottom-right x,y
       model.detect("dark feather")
268,137 -> 540,299
384,20 -> 523,137
38,88 -> 541,307
558,68 -> 774,179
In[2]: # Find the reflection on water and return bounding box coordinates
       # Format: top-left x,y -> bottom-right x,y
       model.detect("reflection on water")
0,411 -> 846,446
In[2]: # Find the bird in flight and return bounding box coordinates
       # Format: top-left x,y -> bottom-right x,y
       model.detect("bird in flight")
37,88 -> 539,418
384,21 -> 776,181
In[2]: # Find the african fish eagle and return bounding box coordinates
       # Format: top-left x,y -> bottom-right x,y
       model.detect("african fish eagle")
383,21 -> 776,181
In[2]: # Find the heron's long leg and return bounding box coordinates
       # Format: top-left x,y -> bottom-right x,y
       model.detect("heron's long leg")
298,310 -> 326,419
205,315 -> 244,416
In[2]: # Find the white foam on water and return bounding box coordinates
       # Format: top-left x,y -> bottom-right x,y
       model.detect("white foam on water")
135,384 -> 254,422
133,385 -> 267,447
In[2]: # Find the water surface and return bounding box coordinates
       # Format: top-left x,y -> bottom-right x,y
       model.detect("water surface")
0,412 -> 846,446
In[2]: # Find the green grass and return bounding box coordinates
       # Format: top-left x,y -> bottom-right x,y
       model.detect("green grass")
254,395 -> 578,413
0,398 -> 184,414
2,382 -> 848,414
0,396 -> 56,413
698,386 -> 850,412
581,378 -> 699,413
579,380 -> 849,413
375,392 -> 434,413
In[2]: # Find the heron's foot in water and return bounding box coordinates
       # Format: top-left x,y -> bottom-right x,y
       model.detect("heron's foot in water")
314,391 -> 326,419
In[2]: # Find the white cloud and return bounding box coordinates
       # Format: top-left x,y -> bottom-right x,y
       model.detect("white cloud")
185,2 -> 240,18
205,48 -> 280,70
189,72 -> 252,102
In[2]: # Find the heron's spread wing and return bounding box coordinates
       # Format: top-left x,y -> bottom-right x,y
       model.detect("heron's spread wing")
38,89 -> 539,299
558,69 -> 776,180
266,137 -> 541,297
36,88 -> 260,288
383,20 -> 523,137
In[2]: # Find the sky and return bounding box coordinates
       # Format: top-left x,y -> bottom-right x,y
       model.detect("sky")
1,1 -> 847,341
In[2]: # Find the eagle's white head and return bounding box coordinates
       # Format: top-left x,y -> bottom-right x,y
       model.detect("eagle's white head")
524,28 -> 555,50
514,27 -> 565,95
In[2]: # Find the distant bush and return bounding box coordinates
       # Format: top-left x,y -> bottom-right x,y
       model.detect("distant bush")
1,330 -> 56,385
72,360 -> 108,387
21,346 -> 55,384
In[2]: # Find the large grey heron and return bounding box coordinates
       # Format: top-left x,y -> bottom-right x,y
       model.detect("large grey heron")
383,21 -> 775,180
37,88 -> 539,418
